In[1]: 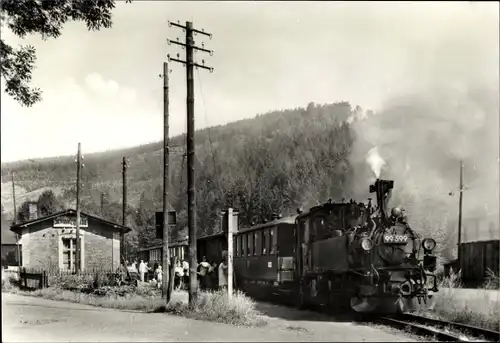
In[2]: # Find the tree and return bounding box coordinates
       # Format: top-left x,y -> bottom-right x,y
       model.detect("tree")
0,0 -> 125,107
17,200 -> 32,222
37,189 -> 60,216
135,191 -> 160,247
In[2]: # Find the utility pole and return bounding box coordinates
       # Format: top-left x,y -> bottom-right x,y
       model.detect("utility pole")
227,208 -> 234,299
100,192 -> 105,216
11,172 -> 17,224
457,160 -> 464,269
167,20 -> 214,305
122,157 -> 128,264
12,171 -> 21,272
162,61 -> 171,302
75,143 -> 82,274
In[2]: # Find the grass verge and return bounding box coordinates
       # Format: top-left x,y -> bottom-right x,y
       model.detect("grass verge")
4,284 -> 166,312
419,268 -> 500,332
3,276 -> 266,327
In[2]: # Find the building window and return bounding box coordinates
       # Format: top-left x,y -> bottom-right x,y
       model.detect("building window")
61,237 -> 82,272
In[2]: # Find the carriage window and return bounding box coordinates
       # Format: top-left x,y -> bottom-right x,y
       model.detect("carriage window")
254,231 -> 260,256
262,229 -> 269,255
239,235 -> 246,256
236,236 -> 240,257
247,233 -> 253,256
270,227 -> 277,255
233,238 -> 238,257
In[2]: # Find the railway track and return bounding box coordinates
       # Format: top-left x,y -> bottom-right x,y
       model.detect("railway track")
378,313 -> 500,342
257,298 -> 499,342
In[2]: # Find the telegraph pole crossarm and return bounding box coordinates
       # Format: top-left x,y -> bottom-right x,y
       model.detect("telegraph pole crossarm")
167,56 -> 187,66
167,20 -> 214,306
168,20 -> 213,38
167,39 -> 214,55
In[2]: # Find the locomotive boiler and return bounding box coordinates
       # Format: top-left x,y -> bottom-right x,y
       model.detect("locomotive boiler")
232,179 -> 439,314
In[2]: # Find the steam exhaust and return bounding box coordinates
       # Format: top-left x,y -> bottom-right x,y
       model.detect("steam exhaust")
366,147 -> 386,178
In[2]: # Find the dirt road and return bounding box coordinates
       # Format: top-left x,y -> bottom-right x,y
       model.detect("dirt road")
2,293 -> 414,342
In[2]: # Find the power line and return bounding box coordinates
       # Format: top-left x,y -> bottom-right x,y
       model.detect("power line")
195,61 -> 221,194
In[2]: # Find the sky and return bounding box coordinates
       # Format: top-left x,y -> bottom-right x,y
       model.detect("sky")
1,1 -> 498,163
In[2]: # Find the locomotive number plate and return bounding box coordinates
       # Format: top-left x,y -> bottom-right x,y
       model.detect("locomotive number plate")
383,234 -> 408,244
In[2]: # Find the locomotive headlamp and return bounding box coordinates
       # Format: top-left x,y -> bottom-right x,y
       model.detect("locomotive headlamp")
422,238 -> 436,251
360,238 -> 373,251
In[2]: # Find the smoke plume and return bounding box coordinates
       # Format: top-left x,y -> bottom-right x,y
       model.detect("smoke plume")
347,3 -> 499,254
366,147 -> 386,179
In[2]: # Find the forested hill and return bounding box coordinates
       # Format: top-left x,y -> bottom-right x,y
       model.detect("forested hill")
1,101 -> 368,253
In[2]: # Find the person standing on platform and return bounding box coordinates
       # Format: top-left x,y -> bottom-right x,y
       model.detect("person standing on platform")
138,260 -> 147,283
154,265 -> 163,289
218,258 -> 228,291
197,256 -> 211,291
182,259 -> 189,290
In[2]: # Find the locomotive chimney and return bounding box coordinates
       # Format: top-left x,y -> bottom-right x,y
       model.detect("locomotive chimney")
369,179 -> 394,222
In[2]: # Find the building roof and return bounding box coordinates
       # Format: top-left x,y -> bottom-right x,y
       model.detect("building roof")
10,209 -> 131,234
1,217 -> 17,245
237,215 -> 297,234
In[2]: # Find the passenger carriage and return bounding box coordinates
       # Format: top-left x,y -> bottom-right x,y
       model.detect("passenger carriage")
233,215 -> 297,301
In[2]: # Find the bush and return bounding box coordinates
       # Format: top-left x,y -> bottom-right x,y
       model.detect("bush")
438,268 -> 462,289
51,273 -> 94,290
165,290 -> 266,327
483,269 -> 499,290
134,282 -> 162,297
2,275 -> 19,291
50,271 -> 122,290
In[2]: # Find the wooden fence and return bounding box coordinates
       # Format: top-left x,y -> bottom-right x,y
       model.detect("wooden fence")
19,269 -> 48,290
19,267 -> 122,289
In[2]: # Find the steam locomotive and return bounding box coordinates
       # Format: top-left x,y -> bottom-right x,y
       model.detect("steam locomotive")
231,179 -> 439,314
